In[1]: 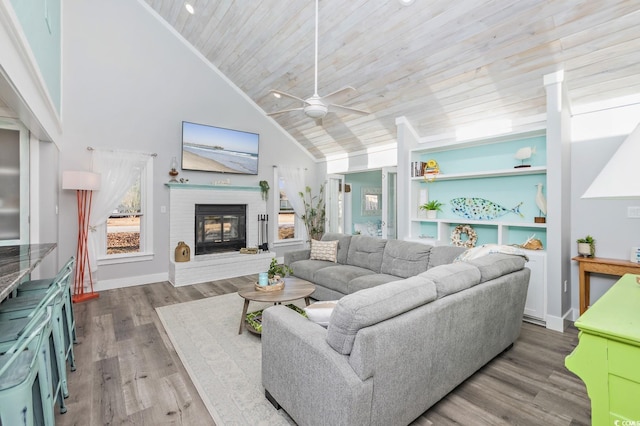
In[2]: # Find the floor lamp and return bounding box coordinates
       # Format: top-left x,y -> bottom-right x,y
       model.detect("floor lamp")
63,171 -> 101,303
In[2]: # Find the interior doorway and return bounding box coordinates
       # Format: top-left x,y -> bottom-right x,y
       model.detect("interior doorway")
326,169 -> 397,239
326,174 -> 345,234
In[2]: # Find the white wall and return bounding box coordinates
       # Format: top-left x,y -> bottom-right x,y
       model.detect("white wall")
568,103 -> 640,317
60,0 -> 315,287
570,134 -> 640,314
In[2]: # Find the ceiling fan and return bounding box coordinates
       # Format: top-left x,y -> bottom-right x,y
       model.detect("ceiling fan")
267,0 -> 370,125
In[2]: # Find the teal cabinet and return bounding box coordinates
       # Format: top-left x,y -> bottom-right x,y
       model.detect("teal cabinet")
565,274 -> 640,424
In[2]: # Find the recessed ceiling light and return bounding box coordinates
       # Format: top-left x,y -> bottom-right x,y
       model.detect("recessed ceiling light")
273,92 -> 281,99
398,0 -> 415,5
185,3 -> 194,14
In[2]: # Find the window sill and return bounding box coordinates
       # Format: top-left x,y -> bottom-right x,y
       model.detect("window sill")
97,252 -> 154,266
272,239 -> 305,247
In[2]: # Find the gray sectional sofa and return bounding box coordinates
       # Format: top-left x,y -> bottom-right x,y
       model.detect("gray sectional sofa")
284,233 -> 467,300
263,233 -> 531,426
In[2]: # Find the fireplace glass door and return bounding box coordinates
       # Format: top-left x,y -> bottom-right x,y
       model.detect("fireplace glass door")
195,204 -> 246,255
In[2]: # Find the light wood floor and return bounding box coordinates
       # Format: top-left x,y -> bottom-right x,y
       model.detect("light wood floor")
55,276 -> 590,425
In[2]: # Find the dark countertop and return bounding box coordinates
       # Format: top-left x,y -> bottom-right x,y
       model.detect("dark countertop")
0,243 -> 57,301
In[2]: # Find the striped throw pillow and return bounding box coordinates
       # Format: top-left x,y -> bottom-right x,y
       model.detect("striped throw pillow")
310,239 -> 338,262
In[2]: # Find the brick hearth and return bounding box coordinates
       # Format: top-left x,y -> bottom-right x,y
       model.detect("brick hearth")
166,183 -> 274,286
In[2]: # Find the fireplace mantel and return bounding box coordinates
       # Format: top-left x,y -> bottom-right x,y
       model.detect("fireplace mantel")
165,182 -> 261,192
166,183 -> 272,286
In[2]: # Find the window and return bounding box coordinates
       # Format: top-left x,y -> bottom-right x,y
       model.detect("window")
107,175 -> 141,254
98,157 -> 153,263
278,177 -> 296,240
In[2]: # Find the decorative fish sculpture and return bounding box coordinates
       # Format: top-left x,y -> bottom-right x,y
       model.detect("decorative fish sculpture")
450,197 -> 524,220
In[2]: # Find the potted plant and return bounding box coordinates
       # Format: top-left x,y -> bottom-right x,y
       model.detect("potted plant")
267,258 -> 292,283
259,180 -> 270,201
576,235 -> 595,257
300,184 -> 325,241
420,200 -> 444,219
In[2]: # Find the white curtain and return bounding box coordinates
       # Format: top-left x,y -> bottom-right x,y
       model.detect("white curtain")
88,150 -> 151,272
277,166 -> 308,242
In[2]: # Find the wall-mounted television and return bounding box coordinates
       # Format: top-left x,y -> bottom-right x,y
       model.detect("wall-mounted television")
181,121 -> 259,175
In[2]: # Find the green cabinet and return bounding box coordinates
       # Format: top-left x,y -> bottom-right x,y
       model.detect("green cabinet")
565,274 -> 640,424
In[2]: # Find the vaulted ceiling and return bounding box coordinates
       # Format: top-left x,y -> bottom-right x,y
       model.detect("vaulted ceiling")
144,0 -> 640,160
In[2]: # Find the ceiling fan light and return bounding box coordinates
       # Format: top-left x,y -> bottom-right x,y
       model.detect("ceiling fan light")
305,104 -> 327,118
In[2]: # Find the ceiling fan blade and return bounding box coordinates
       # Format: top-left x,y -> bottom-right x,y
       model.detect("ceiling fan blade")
321,86 -> 356,105
267,107 -> 304,116
329,104 -> 370,115
269,90 -> 307,104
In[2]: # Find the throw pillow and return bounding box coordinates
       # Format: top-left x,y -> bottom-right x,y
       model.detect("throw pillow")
310,239 -> 338,262
454,244 -> 529,262
304,300 -> 338,327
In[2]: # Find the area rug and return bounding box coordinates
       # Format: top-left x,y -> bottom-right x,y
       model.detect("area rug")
156,293 -> 297,425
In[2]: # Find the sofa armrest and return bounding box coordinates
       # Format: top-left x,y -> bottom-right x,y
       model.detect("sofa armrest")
284,249 -> 311,266
262,306 -> 372,426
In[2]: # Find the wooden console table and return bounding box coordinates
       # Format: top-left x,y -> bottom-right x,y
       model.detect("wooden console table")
572,256 -> 640,315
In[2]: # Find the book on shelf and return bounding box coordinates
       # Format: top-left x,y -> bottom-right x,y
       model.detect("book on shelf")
411,161 -> 426,177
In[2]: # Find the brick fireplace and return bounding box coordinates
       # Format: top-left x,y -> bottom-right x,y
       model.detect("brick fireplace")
166,183 -> 274,286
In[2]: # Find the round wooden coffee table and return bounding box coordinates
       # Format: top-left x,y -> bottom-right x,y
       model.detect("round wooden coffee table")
237,276 -> 315,334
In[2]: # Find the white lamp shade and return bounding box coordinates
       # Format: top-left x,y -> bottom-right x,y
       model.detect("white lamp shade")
581,122 -> 640,199
62,171 -> 101,191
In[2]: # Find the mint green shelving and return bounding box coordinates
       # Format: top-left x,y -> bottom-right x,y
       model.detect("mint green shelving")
409,131 -> 547,249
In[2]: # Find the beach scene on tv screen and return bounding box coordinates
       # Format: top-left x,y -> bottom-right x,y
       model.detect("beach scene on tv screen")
182,122 -> 259,175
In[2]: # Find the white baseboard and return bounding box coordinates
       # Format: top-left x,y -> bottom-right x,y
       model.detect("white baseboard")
545,308 -> 573,332
95,272 -> 169,292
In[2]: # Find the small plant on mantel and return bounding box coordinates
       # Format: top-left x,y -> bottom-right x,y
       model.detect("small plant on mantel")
259,180 -> 270,201
267,258 -> 292,279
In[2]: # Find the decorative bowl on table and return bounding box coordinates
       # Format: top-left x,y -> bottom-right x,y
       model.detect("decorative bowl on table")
255,277 -> 284,292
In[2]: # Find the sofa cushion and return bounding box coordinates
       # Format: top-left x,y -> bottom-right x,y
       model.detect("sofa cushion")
418,262 -> 481,298
304,300 -> 339,327
427,246 -> 467,269
314,265 -> 376,293
326,276 -> 437,355
289,259 -> 335,283
347,273 -> 402,294
380,240 -> 432,278
310,239 -> 339,262
465,253 -> 527,283
346,235 -> 387,273
321,233 -> 352,264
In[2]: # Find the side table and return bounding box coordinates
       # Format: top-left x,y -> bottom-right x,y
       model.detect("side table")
237,277 -> 315,334
571,256 -> 640,315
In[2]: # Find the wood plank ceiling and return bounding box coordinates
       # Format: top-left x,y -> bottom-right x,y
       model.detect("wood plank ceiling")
144,0 -> 640,160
